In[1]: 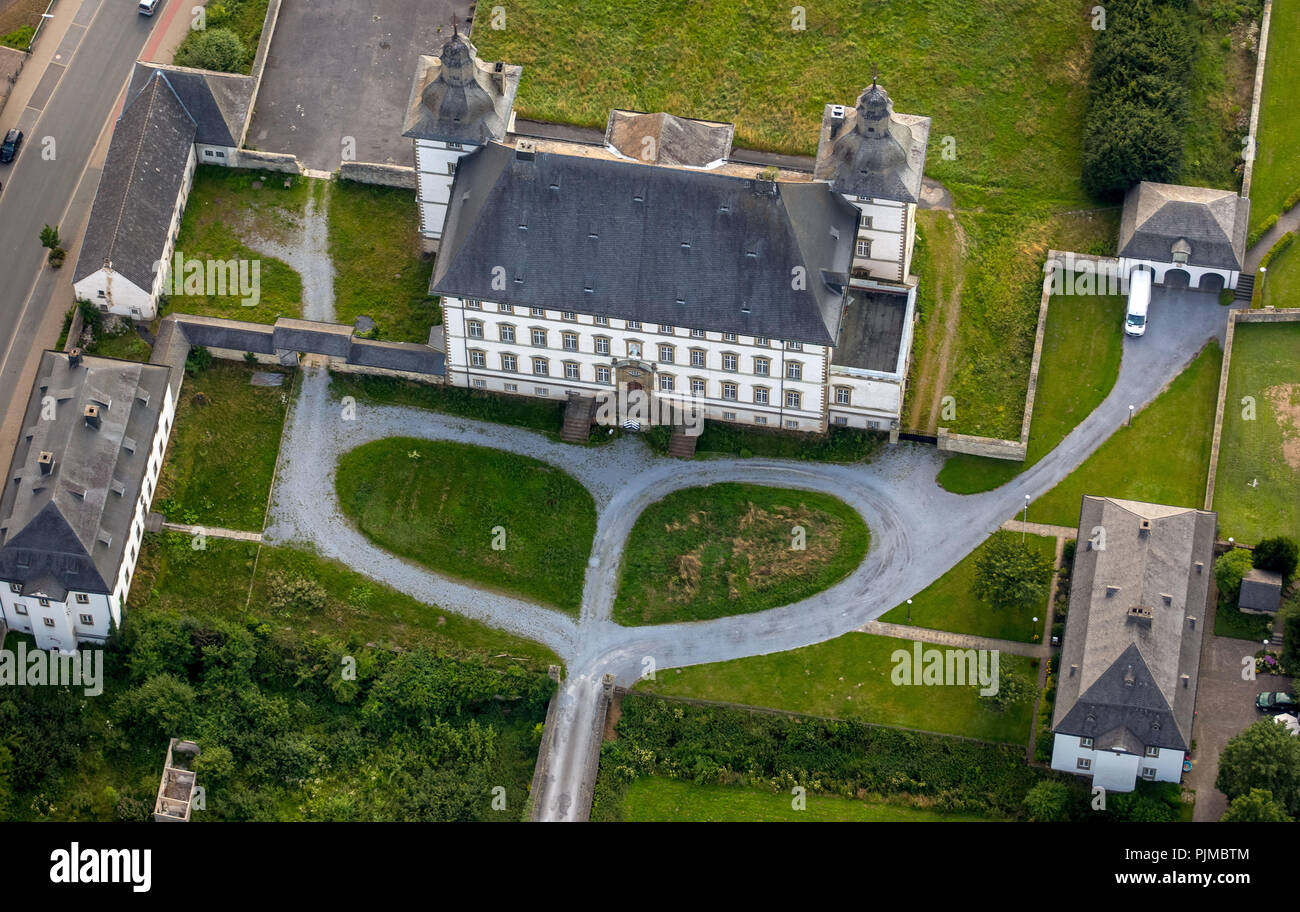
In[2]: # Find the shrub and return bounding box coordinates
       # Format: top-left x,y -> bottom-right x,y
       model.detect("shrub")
972,535 -> 1055,613
1215,548 -> 1256,607
0,26 -> 34,50
1253,537 -> 1298,580
1221,788 -> 1293,822
186,344 -> 213,373
1216,719 -> 1300,816
1023,780 -> 1072,822
265,571 -> 328,616
174,27 -> 248,73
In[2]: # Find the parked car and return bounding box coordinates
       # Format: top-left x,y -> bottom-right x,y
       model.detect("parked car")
138,0 -> 162,15
1125,268 -> 1151,337
0,129 -> 22,164
1256,691 -> 1297,713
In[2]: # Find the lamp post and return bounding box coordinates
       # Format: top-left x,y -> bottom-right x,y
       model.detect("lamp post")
1259,265 -> 1267,305
1127,404 -> 1134,427
1033,616 -> 1040,641
906,598 -> 912,623
1022,494 -> 1030,542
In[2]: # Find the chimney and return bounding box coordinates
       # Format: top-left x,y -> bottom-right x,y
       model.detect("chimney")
1139,518 -> 1152,534
69,348 -> 83,368
37,451 -> 54,475
829,104 -> 846,139
515,139 -> 536,162
84,403 -> 101,429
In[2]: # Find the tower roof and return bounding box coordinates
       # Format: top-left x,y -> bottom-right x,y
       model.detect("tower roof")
813,78 -> 930,203
401,30 -> 521,145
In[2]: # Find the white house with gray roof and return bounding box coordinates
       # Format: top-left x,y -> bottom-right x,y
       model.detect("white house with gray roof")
1051,496 -> 1217,792
419,34 -> 925,435
1117,181 -> 1251,293
0,350 -> 175,654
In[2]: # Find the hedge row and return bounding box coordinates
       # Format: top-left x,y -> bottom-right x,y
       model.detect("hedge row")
1251,231 -> 1296,308
1081,0 -> 1197,199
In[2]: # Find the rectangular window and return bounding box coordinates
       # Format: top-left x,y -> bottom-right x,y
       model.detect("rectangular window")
595,315 -> 609,326
565,362 -> 580,380
499,325 -> 516,343
1144,745 -> 1160,758
531,307 -> 546,317
562,332 -> 579,351
690,349 -> 706,368
80,614 -> 94,625
722,383 -> 738,401
755,337 -> 769,346
596,366 -> 612,384
835,387 -> 851,406
785,390 -> 802,409
447,141 -> 463,151
690,329 -> 706,339
469,350 -> 486,368
532,357 -> 549,376
1080,737 -> 1094,749
722,353 -> 738,372
833,416 -> 848,426
785,420 -> 798,429
659,324 -> 675,335
535,387 -> 549,397
659,344 -> 675,363
855,239 -> 871,258
8,583 -> 19,594
754,357 -> 770,377
43,617 -> 55,628
38,598 -> 49,608
786,362 -> 802,381
867,420 -> 880,430
754,387 -> 769,405
1142,767 -> 1157,780
690,378 -> 705,396
754,416 -> 767,425
15,603 -> 27,616
861,216 -> 873,230
562,312 -> 576,321
626,320 -> 641,330
531,328 -> 548,347
723,411 -> 736,421
501,354 -> 517,372
786,341 -> 803,352
464,298 -> 482,309
723,332 -> 737,343
467,320 -> 484,339
1077,758 -> 1092,771
499,303 -> 513,314
471,378 -> 486,388
659,375 -> 674,392
505,382 -> 518,393
595,337 -> 611,356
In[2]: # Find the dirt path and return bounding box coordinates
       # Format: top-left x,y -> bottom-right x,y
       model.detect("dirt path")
904,210 -> 967,433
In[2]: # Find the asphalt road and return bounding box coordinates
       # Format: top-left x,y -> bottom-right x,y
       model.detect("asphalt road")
0,0 -> 158,408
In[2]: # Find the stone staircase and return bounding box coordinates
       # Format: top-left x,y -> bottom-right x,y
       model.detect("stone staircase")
1234,274 -> 1255,302
667,426 -> 698,459
1270,623 -> 1284,650
561,395 -> 596,443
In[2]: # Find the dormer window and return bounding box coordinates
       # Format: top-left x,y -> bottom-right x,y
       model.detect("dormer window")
1171,238 -> 1191,265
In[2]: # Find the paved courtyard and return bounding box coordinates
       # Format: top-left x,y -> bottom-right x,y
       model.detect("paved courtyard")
247,0 -> 471,171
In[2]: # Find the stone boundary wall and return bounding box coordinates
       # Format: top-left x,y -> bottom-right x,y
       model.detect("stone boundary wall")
339,161 -> 417,189
936,251 -> 1074,462
159,313 -> 446,377
1203,305 -> 1300,510
0,45 -> 25,117
229,148 -> 302,174
1241,0 -> 1273,200
526,671 -> 564,821
239,0 -> 283,149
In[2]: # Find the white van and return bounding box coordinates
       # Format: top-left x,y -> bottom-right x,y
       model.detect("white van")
138,0 -> 161,16
1125,269 -> 1151,337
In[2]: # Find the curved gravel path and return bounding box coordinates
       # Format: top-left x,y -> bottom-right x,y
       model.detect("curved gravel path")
264,288 -> 1234,821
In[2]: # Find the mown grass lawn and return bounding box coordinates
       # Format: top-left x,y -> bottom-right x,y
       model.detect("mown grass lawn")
155,362 -> 291,531
87,326 -> 152,362
614,483 -> 869,625
328,180 -> 438,342
1213,321 -> 1300,546
937,274 -> 1126,493
335,437 -> 596,614
636,631 -> 1038,744
1215,600 -> 1272,642
879,531 -> 1057,643
620,776 -> 989,822
1250,0 -> 1300,232
167,166 -> 309,324
129,533 -> 561,671
1031,342 -> 1223,528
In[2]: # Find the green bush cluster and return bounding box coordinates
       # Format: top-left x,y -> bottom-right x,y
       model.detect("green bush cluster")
0,613 -> 554,821
171,0 -> 269,75
1081,0 -> 1197,198
0,25 -> 34,50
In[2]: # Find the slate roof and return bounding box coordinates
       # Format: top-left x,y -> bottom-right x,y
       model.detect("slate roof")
1053,497 -> 1217,753
0,351 -> 172,596
126,63 -> 253,147
1118,182 -> 1250,271
1240,567 -> 1283,613
813,81 -> 930,204
73,72 -> 197,291
401,29 -> 521,145
604,110 -> 734,168
432,143 -> 858,345
831,287 -> 908,374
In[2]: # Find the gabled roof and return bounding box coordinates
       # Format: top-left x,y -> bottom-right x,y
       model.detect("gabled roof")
1118,181 -> 1250,271
401,29 -> 521,144
0,351 -> 172,596
813,80 -> 930,204
73,72 -> 197,291
604,110 -> 734,169
126,62 -> 254,147
1052,497 -> 1217,753
431,143 -> 858,345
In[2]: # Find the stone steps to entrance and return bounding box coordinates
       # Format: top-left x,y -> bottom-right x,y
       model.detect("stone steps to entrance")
1234,274 -> 1255,301
667,427 -> 698,459
561,395 -> 596,443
